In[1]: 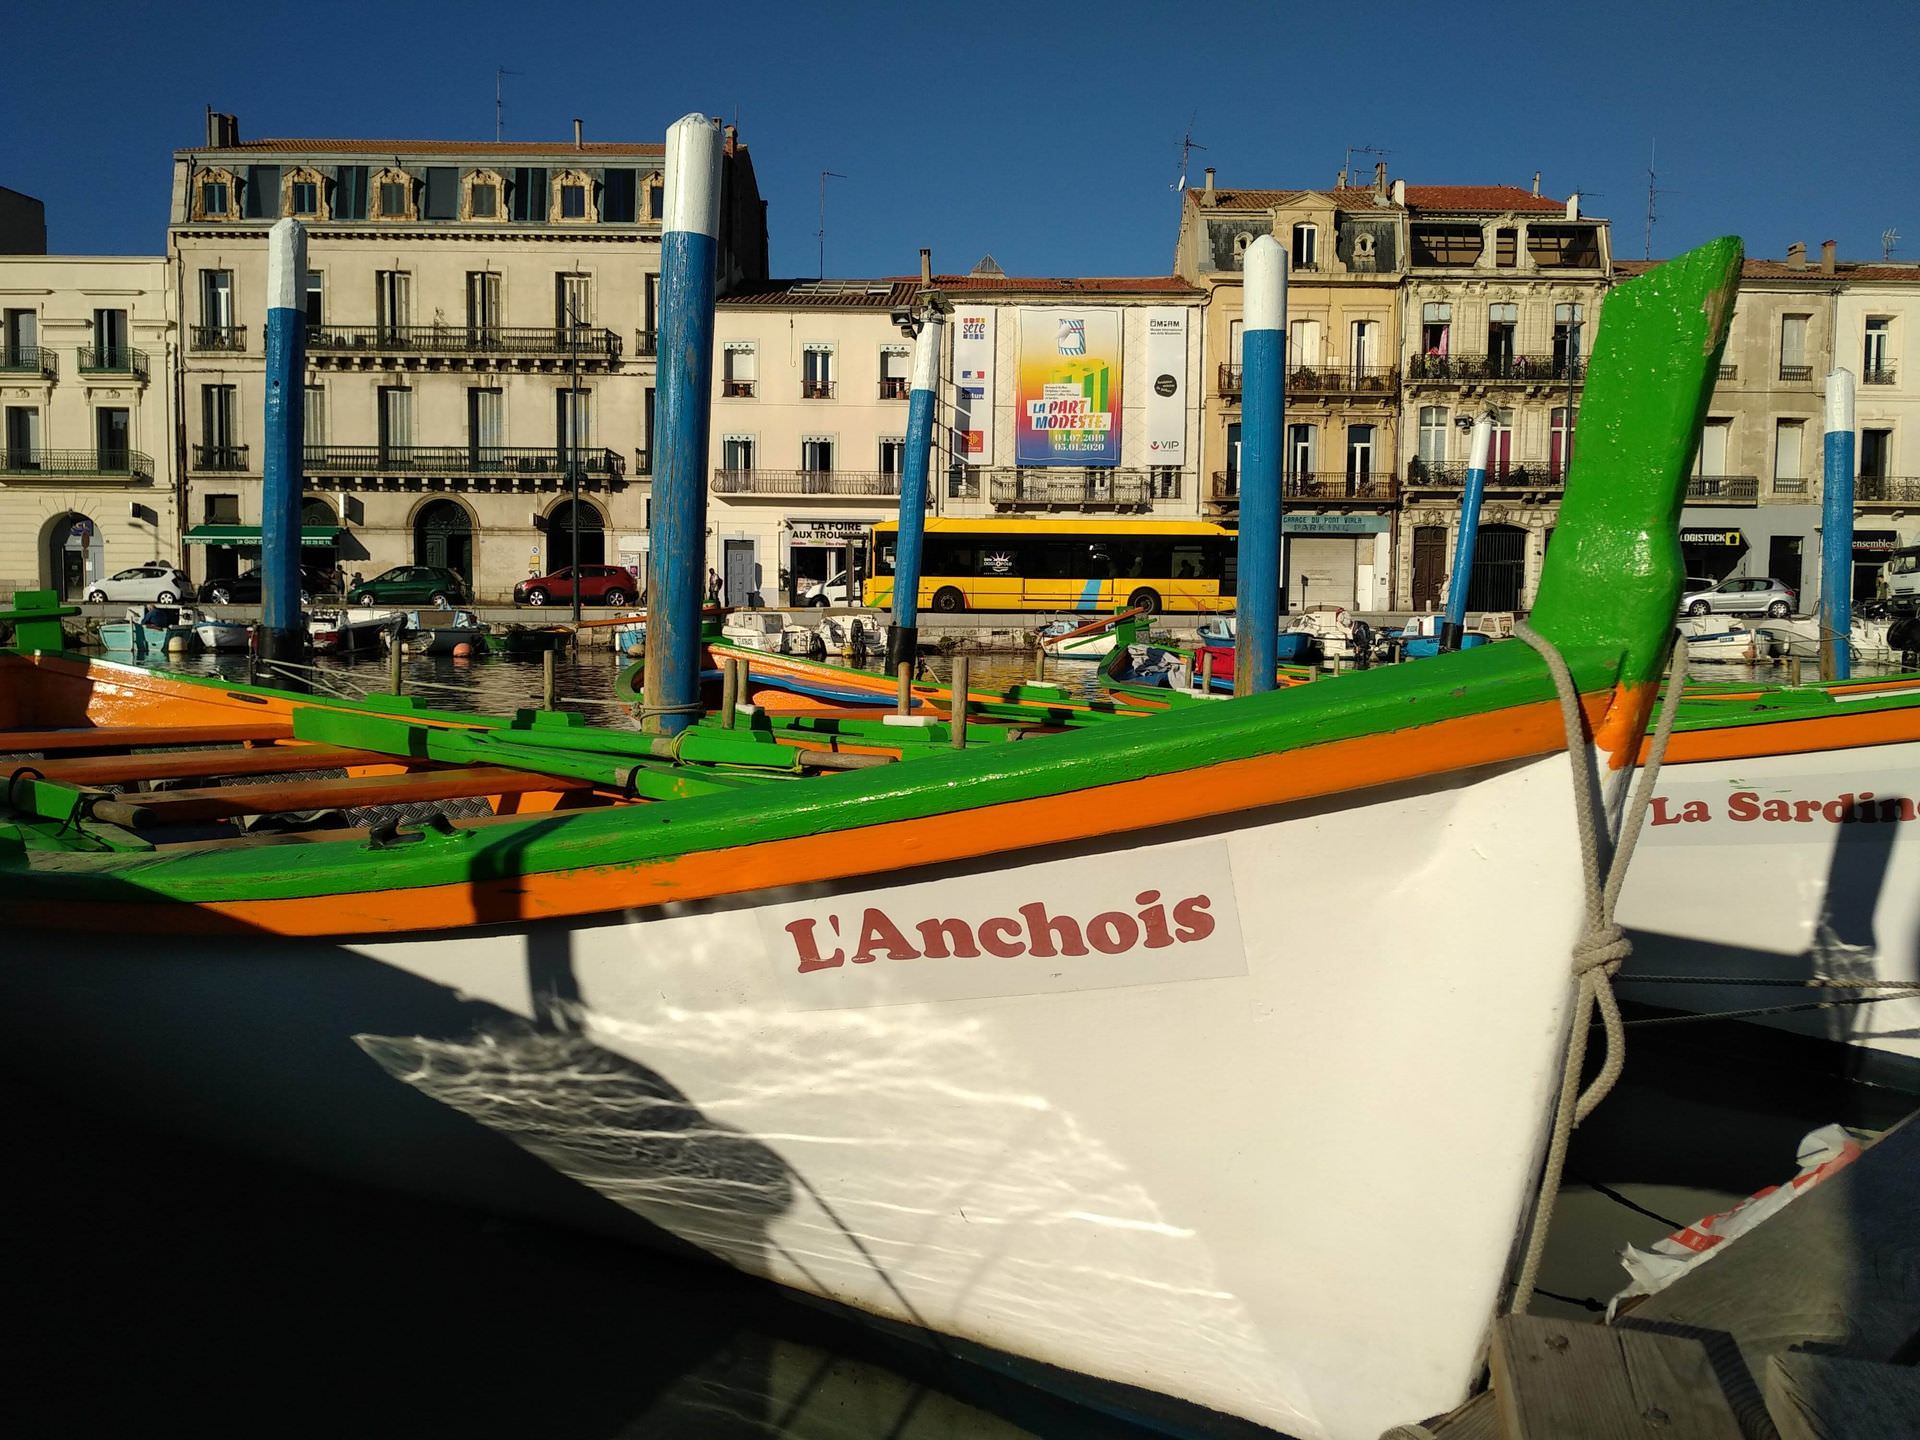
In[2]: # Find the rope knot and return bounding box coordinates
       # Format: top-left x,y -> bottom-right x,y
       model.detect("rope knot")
1571,923 -> 1632,978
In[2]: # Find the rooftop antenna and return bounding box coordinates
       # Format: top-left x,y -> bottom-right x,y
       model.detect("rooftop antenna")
495,67 -> 523,142
818,170 -> 846,279
1884,228 -> 1901,261
1171,112 -> 1206,191
1643,139 -> 1664,260
1343,143 -> 1391,185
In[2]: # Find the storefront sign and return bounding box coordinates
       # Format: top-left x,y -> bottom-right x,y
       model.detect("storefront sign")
1853,530 -> 1897,561
1016,307 -> 1122,468
788,520 -> 872,544
1282,514 -> 1390,535
952,308 -> 995,466
1681,529 -> 1745,547
1144,308 -> 1187,464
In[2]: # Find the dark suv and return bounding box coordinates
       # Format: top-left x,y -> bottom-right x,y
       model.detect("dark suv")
513,564 -> 638,607
198,566 -> 335,605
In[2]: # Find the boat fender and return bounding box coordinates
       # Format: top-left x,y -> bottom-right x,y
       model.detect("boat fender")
808,633 -> 827,661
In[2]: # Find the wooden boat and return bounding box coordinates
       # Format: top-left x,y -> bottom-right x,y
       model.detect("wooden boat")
494,623 -> 573,658
1196,615 -> 1315,663
1674,615 -> 1760,663
1751,614 -> 1895,665
380,608 -> 490,657
191,611 -> 252,653
96,605 -> 197,658
309,606 -> 405,656
0,240 -> 1738,1439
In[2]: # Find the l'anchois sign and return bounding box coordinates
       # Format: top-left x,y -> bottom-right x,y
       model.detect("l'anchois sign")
761,842 -> 1247,1009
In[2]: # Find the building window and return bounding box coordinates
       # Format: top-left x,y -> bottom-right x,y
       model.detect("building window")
1779,313 -> 1810,380
1287,422 -> 1316,478
205,492 -> 241,524
560,184 -> 588,219
290,180 -> 319,216
721,434 -> 755,473
1489,408 -> 1514,476
303,385 -> 326,455
467,271 -> 500,334
801,435 -> 835,474
1864,317 -> 1893,383
1421,302 -> 1451,358
880,346 -> 910,398
1694,417 -> 1730,479
1553,303 -> 1584,378
1494,227 -> 1518,267
1229,319 -> 1244,368
1416,406 -> 1449,472
511,167 -> 548,222
303,271 -> 324,329
200,179 -> 229,215
1288,317 -> 1322,368
470,182 -> 498,218
1774,419 -> 1805,488
1345,423 -> 1375,484
1550,406 -> 1577,481
378,387 -> 413,460
1290,224 -> 1318,270
335,166 -> 369,221
548,169 -> 597,224
1487,303 -> 1518,374
723,343 -> 756,397
376,271 -> 411,337
879,437 -> 906,474
201,385 -> 237,460
556,388 -> 592,456
468,388 -> 504,461
1349,319 -> 1377,379
198,269 -> 234,348
802,346 -> 835,398
380,181 -> 408,216
556,273 -> 592,329
602,169 -> 637,223
3,404 -> 42,467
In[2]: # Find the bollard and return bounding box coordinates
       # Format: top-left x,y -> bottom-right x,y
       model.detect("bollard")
1200,649 -> 1214,694
388,637 -> 403,696
896,660 -> 913,716
1789,654 -> 1803,685
721,656 -> 739,729
542,649 -> 557,710
951,656 -> 970,749
1033,642 -> 1047,683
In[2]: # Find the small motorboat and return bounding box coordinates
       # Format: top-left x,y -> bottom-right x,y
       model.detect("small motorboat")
610,614 -> 647,660
496,624 -> 573,658
721,610 -> 822,658
381,609 -> 490,657
310,607 -> 406,656
1677,614 -> 1760,663
98,605 -> 198,658
1393,613 -> 1492,660
815,612 -> 884,660
192,611 -> 252,653
1752,615 -> 1894,665
1193,615 -> 1314,663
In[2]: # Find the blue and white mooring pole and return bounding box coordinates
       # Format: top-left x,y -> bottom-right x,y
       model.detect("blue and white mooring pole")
887,309 -> 945,668
1820,368 -> 1857,681
643,114 -> 723,736
260,217 -> 308,663
1439,412 -> 1494,653
1234,235 -> 1287,697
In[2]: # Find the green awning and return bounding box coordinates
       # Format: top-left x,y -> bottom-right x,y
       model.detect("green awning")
184,524 -> 343,547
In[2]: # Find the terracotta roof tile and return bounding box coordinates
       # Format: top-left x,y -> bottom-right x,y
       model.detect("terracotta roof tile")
719,280 -> 920,308
1403,184 -> 1565,213
182,138 -> 663,158
1615,258 -> 1920,283
1185,187 -> 1401,212
905,274 -> 1202,295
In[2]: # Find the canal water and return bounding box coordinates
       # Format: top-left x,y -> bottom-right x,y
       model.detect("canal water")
11,643 -> 1914,1437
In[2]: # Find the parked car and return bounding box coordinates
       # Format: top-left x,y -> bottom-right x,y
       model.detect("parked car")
84,564 -> 190,604
797,570 -> 855,607
198,565 -> 335,606
1680,575 -> 1798,617
513,564 -> 637,607
348,566 -> 470,606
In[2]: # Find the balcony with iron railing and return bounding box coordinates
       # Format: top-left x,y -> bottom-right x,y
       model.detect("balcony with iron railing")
1857,475 -> 1920,505
1771,476 -> 1809,495
190,324 -> 247,352
636,329 -> 657,357
1718,363 -> 1739,381
801,379 -> 836,399
712,468 -> 914,499
304,324 -> 622,363
1685,474 -> 1759,504
1206,471 -> 1399,509
192,443 -> 251,472
0,448 -> 153,481
1778,364 -> 1813,383
1217,363 -> 1401,399
1404,353 -> 1583,386
633,448 -> 651,476
722,378 -> 756,397
1404,459 -> 1566,493
987,468 -> 1184,510
1863,367 -> 1898,386
879,377 -> 911,399
303,445 -> 624,481
78,345 -> 149,381
0,344 -> 56,378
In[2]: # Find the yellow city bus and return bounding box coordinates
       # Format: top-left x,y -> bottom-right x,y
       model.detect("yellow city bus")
863,518 -> 1237,614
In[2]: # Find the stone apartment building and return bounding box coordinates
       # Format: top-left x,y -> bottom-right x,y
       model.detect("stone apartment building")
169,111 -> 765,602
0,254 -> 177,599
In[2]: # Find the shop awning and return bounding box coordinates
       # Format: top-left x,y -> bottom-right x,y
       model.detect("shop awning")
184,524 -> 343,547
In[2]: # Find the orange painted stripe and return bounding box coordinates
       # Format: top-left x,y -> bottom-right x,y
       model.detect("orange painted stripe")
1652,705 -> 1920,765
23,684 -> 1642,938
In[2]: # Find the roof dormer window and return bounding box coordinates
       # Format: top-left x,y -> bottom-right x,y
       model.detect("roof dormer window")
192,167 -> 240,222
370,167 -> 416,222
201,179 -> 229,215
290,181 -> 318,215
282,165 -> 330,220
549,169 -> 597,224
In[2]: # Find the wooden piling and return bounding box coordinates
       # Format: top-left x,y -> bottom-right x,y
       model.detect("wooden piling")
542,649 -> 557,710
720,657 -> 739,729
896,660 -> 913,716
1200,649 -> 1214,694
950,657 -> 969,749
388,638 -> 403,695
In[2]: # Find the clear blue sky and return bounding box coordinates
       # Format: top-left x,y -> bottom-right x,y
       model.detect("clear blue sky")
6,0 -> 1916,277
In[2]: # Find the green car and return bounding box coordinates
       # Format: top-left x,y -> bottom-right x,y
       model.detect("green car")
348,566 -> 471,606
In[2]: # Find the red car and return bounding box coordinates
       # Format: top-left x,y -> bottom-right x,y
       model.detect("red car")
513,564 -> 638,607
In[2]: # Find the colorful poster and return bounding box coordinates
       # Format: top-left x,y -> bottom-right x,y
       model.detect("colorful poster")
1017,308 -> 1122,467
1144,307 -> 1187,466
951,308 -> 995,466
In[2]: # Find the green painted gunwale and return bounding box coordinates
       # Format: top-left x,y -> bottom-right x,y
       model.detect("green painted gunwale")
1,238 -> 1742,917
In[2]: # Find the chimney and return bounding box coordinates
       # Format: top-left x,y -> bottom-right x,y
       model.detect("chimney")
919,248 -> 932,286
1787,241 -> 1807,269
573,118 -> 583,149
1821,239 -> 1837,274
1336,169 -> 1347,189
1373,160 -> 1387,195
1565,193 -> 1580,221
1203,167 -> 1215,194
204,109 -> 237,147
1532,171 -> 1542,197
1391,177 -> 1405,206
723,124 -> 738,151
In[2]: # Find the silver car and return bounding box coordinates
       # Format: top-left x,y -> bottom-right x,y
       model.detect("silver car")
1681,575 -> 1797,618
84,564 -> 190,604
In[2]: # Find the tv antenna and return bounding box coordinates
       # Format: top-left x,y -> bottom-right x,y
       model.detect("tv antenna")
818,170 -> 846,279
1884,228 -> 1901,261
1642,139 -> 1673,260
1171,113 -> 1206,191
495,67 -> 523,142
1343,143 -> 1391,185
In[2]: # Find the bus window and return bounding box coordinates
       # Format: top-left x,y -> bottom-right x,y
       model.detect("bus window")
1171,543 -> 1215,579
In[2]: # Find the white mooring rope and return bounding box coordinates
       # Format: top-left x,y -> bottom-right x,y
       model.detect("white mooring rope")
1507,622 -> 1689,1314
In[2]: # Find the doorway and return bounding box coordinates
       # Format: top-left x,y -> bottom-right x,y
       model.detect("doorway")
413,499 -> 473,582
1466,524 -> 1527,610
722,538 -> 757,607
45,512 -> 99,599
1410,525 -> 1447,610
546,498 -> 605,571
1767,534 -> 1805,597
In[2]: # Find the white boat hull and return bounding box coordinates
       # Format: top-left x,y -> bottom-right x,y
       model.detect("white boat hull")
1752,616 -> 1894,663
11,752 -> 1598,1440
1619,739 -> 1920,1077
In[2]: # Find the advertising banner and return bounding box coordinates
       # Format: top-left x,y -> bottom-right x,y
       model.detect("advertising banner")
1016,308 -> 1122,467
952,308 -> 996,466
1144,307 -> 1187,466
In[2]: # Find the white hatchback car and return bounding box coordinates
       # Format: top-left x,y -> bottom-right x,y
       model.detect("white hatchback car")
85,564 -> 191,604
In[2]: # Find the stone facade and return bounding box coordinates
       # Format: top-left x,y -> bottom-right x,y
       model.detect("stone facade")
0,255 -> 176,599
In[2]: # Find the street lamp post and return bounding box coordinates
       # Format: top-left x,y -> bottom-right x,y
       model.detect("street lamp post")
566,297 -> 584,626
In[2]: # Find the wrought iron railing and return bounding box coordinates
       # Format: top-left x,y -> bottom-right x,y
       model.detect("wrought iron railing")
947,466 -> 981,500
986,469 -> 1175,509
191,324 -> 247,352
0,344 -> 56,377
1405,353 -> 1582,384
1405,461 -> 1565,491
1778,364 -> 1813,382
879,377 -> 911,399
1863,367 -> 1898,386
78,345 -> 149,380
193,443 -> 251,471
1858,475 -> 1920,503
1685,474 -> 1759,502
0,448 -> 152,479
1219,363 -> 1402,398
1772,477 -> 1808,495
635,329 -> 657,357
303,445 -> 623,476
305,324 -> 621,360
711,468 -> 910,498
722,378 -> 756,397
1208,471 -> 1400,504
634,448 -> 651,475
1218,363 -> 1242,397
801,379 -> 836,399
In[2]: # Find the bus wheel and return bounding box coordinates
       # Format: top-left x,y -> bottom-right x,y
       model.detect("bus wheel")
1127,588 -> 1161,615
932,587 -> 966,614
